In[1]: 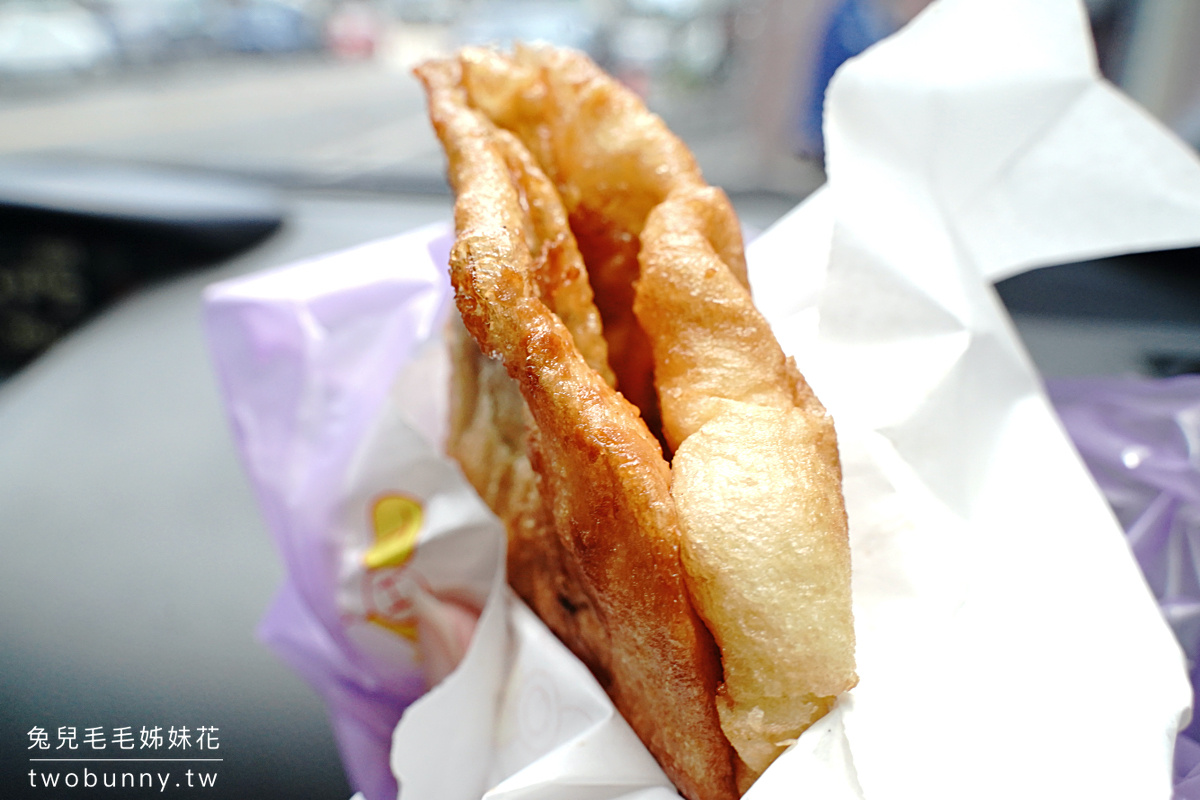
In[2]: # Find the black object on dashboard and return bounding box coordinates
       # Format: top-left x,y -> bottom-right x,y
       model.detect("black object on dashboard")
0,157 -> 285,377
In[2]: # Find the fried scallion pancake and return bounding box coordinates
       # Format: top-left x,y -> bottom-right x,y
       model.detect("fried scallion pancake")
415,57 -> 739,800
432,58 -> 614,694
451,44 -> 734,443
635,187 -> 857,789
418,43 -> 856,800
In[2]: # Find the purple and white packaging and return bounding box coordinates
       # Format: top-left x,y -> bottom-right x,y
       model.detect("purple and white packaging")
204,1 -> 1200,798
205,226 -> 503,800
1048,376 -> 1200,799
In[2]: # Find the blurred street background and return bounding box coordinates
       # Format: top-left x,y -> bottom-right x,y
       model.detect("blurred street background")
3,3 -> 1200,798
0,0 -> 831,199
2,0 -> 1199,203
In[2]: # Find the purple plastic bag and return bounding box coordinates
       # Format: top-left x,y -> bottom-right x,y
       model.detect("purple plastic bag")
204,226 -> 469,800
1048,375 -> 1200,799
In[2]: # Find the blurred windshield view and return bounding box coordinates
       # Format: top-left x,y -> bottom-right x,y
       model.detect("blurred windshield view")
2,0 -> 1196,198
3,4 -> 1200,799
0,0 -> 831,199
1,0 -> 1198,380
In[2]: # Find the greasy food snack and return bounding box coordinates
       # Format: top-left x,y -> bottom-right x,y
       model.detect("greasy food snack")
417,55 -> 738,800
416,44 -> 856,800
637,187 -> 856,788
451,44 -> 710,440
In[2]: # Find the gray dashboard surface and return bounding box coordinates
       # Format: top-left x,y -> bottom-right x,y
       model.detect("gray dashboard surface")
0,191 -> 451,800
3,183 -> 1196,800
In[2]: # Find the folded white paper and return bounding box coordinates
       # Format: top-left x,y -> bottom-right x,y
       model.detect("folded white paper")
380,0 -> 1200,797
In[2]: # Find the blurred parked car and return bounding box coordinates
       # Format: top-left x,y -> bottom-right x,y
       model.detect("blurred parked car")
453,0 -> 606,62
212,0 -> 322,54
92,0 -> 217,65
610,0 -> 736,82
0,0 -> 118,79
390,0 -> 457,24
324,0 -> 382,60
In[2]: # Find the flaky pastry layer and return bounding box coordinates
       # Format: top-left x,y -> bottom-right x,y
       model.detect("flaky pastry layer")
417,44 -> 855,800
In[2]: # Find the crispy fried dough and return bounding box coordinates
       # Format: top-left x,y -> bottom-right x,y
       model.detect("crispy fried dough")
445,315 -> 609,671
635,187 -> 857,789
451,44 -> 738,441
419,44 -> 855,800
415,57 -> 739,800
428,55 -> 615,694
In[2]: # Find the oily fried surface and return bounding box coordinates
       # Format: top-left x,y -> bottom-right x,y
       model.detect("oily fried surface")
433,55 -> 612,669
428,56 -> 615,689
421,43 -> 855,799
445,316 -> 608,671
487,125 -> 614,385
451,44 -> 742,442
634,187 -> 857,790
416,57 -> 738,800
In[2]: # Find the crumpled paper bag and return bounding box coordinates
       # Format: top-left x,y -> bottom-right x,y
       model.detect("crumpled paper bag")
205,227 -> 503,800
1046,375 -> 1200,798
760,1 -> 1199,796
205,0 -> 1200,798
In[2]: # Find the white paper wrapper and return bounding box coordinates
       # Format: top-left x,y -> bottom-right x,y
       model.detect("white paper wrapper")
208,0 -> 1200,798
389,1 -> 1200,798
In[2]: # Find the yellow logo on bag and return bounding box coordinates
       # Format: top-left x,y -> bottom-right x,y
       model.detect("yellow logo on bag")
362,494 -> 422,641
364,494 -> 422,569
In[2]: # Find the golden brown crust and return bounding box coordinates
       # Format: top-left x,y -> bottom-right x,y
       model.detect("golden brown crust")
419,44 -> 854,800
416,56 -> 739,800
635,187 -> 857,786
454,44 -> 738,442
427,54 -> 615,695
445,316 -> 606,668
